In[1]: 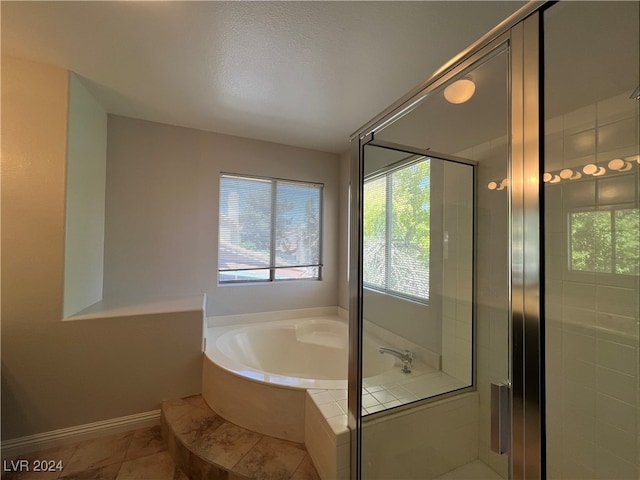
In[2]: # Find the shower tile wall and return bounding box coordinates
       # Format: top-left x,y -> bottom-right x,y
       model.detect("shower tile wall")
441,162 -> 474,385
456,135 -> 510,478
544,92 -> 639,480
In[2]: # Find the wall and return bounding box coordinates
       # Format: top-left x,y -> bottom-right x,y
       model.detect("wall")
103,115 -> 340,316
338,150 -> 350,310
1,56 -> 204,441
441,161 -> 474,384
63,73 -> 107,317
361,393 -> 479,479
456,134 -> 510,476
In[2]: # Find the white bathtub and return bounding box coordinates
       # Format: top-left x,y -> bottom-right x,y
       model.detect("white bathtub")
202,315 -> 394,441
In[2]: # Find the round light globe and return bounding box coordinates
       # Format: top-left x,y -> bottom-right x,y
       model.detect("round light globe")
444,78 -> 476,104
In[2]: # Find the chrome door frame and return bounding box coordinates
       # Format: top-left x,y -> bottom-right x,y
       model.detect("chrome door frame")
349,2 -> 546,479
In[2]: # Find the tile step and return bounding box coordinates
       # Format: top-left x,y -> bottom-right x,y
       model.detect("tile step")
161,395 -> 320,480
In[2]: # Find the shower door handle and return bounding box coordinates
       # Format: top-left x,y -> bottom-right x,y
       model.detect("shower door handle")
490,382 -> 510,455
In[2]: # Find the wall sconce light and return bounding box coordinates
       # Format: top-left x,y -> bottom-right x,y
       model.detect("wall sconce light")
608,158 -> 633,172
444,77 -> 476,104
559,168 -> 581,180
487,178 -> 508,190
543,173 -> 562,183
582,164 -> 606,176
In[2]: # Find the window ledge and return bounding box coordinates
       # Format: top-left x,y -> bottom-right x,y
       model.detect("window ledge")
62,294 -> 206,322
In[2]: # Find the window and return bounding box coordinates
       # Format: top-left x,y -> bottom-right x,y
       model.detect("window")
363,158 -> 431,302
569,207 -> 639,275
218,174 -> 322,283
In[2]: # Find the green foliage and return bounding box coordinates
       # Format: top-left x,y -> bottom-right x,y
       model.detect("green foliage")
363,159 -> 431,298
570,208 -> 639,275
615,209 -> 640,275
390,161 -> 431,264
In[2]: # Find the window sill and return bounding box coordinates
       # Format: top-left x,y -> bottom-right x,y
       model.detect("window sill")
62,294 -> 206,322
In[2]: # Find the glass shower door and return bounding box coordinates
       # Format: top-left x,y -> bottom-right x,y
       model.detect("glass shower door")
543,2 -> 640,479
354,41 -> 512,479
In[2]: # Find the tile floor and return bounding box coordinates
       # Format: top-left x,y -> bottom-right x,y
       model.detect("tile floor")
1,425 -> 184,480
434,460 -> 503,480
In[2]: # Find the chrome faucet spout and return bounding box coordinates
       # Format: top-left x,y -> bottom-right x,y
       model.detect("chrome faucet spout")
378,347 -> 413,373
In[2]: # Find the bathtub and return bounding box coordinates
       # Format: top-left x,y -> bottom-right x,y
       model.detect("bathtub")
202,315 -> 394,442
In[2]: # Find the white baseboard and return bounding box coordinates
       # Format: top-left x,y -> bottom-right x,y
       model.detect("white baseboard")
1,410 -> 160,458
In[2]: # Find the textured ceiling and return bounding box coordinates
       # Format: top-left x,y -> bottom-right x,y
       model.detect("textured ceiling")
1,1 -> 527,154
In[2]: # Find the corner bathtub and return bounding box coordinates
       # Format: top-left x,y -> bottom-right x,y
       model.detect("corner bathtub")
202,316 -> 393,442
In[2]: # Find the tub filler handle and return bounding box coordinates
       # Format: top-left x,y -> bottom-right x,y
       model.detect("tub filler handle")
378,347 -> 413,373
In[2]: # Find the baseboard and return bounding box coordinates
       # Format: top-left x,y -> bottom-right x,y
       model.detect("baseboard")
1,410 -> 161,458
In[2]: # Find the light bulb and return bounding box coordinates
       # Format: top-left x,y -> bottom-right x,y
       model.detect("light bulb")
608,158 -> 632,171
543,172 -> 552,183
488,181 -> 498,190
444,78 -> 476,104
583,164 -> 598,175
560,169 -> 574,179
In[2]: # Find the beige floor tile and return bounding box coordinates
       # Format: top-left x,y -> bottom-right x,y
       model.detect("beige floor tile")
184,395 -> 206,408
61,432 -> 133,475
190,421 -> 261,470
290,455 -> 320,480
161,399 -> 196,424
233,436 -> 307,480
125,426 -> 165,460
172,404 -> 226,444
59,463 -> 121,480
115,451 -> 176,480
2,444 -> 77,480
172,467 -> 190,480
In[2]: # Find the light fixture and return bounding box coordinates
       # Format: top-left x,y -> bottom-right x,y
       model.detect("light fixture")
487,178 -> 508,191
625,154 -> 640,164
608,158 -> 632,172
543,172 -> 553,183
444,77 -> 476,104
559,168 -> 581,180
583,163 -> 606,176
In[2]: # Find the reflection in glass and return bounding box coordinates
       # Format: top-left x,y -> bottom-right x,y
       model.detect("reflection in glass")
543,2 -> 639,479
364,157 -> 431,302
362,144 -> 474,415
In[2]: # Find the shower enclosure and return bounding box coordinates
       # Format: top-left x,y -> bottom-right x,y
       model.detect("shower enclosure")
349,1 -> 639,479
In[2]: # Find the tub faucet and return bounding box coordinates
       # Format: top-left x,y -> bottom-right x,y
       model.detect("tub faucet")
379,347 -> 413,373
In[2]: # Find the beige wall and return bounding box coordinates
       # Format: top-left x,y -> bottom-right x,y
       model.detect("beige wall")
103,115 -> 340,316
1,56 -> 203,441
